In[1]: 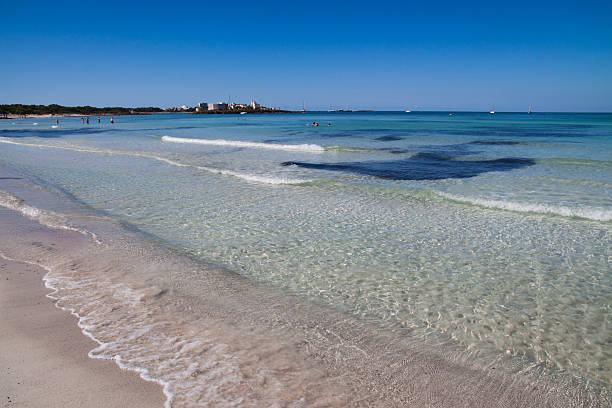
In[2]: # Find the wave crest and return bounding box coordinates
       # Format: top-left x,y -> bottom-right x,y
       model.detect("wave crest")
438,192 -> 612,222
0,138 -> 309,185
0,189 -> 101,242
162,135 -> 325,153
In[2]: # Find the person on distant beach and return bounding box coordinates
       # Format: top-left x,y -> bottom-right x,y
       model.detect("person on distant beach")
110,117 -> 114,124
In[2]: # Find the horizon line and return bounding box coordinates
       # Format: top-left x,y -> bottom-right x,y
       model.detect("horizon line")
2,103 -> 611,114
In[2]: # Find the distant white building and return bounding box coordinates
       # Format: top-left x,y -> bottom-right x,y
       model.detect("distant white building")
208,102 -> 228,110
250,100 -> 260,109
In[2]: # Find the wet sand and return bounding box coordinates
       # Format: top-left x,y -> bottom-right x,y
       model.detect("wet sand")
0,253 -> 165,407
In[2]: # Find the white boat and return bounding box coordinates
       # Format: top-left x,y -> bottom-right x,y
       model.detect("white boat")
240,112 -> 247,115
405,110 -> 411,113
489,110 -> 495,114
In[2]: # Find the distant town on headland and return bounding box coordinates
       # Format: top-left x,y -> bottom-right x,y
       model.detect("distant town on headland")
0,101 -> 294,118
191,100 -> 291,114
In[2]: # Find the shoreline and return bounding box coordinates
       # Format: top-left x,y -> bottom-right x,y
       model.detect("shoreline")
0,182 -> 604,407
0,238 -> 165,407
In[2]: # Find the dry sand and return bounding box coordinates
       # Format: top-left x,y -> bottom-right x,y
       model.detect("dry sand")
0,256 -> 165,408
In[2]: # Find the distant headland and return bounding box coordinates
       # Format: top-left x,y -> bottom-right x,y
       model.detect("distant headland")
0,101 -> 295,118
0,104 -> 164,118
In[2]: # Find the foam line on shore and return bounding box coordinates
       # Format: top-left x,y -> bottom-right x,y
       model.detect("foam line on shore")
0,251 -> 174,408
161,135 -> 325,153
0,137 -> 309,185
0,245 -> 293,407
0,189 -> 102,243
438,191 -> 612,222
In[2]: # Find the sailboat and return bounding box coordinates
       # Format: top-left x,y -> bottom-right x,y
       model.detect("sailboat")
528,104 -> 532,114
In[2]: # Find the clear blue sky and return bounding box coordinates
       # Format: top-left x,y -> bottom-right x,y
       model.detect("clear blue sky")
2,1 -> 611,111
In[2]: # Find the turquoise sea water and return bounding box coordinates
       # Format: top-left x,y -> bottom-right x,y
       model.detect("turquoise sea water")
1,111 -> 611,394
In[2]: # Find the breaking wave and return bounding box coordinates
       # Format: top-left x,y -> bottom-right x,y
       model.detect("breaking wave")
0,189 -> 101,243
438,192 -> 612,222
162,135 -> 325,153
0,138 -> 309,185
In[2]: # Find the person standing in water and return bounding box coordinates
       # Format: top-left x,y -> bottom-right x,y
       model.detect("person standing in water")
97,117 -> 101,123
81,117 -> 84,123
110,117 -> 114,124
86,117 -> 89,124
56,118 -> 59,125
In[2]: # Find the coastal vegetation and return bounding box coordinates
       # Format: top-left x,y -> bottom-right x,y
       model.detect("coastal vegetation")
0,104 -> 164,116
0,104 -> 295,116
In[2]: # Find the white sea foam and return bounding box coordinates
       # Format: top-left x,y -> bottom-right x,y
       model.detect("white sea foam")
0,137 -> 107,154
162,135 -> 325,153
0,189 -> 102,243
196,167 -> 309,185
0,249 -> 292,408
439,192 -> 612,222
144,154 -> 310,185
0,251 -> 175,408
0,138 -> 309,185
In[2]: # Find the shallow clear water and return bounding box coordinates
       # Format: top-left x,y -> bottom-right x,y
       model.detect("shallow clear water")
0,112 -> 610,390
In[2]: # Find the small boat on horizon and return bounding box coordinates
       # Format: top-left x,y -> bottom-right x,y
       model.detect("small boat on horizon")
528,104 -> 533,114
489,110 -> 495,114
405,110 -> 411,113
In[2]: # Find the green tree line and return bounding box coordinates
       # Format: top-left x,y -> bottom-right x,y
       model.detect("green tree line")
0,104 -> 164,115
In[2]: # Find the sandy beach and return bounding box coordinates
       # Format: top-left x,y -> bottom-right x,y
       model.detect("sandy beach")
0,236 -> 165,407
